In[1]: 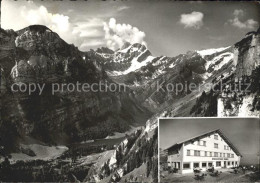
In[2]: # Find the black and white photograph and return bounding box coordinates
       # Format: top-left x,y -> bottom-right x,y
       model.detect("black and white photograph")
0,0 -> 259,182
159,117 -> 260,182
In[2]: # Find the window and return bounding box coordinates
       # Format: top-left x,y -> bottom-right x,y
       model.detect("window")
193,163 -> 199,168
232,162 -> 234,165
187,150 -> 190,156
214,143 -> 218,148
210,152 -> 212,157
216,161 -> 221,167
231,154 -> 234,158
214,152 -> 218,157
203,141 -> 206,146
208,162 -> 213,167
214,134 -> 218,140
220,153 -> 222,157
224,145 -> 230,150
198,140 -> 206,146
227,153 -> 230,158
183,163 -> 190,169
194,150 -> 201,156
223,153 -> 225,157
204,151 -> 207,157
202,163 -> 207,167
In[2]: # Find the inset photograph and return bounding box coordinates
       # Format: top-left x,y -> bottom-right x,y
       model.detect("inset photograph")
159,117 -> 260,182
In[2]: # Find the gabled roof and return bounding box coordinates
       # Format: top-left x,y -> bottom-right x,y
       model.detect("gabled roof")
165,129 -> 242,157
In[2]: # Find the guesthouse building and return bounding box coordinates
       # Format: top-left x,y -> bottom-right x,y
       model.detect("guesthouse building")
166,129 -> 242,174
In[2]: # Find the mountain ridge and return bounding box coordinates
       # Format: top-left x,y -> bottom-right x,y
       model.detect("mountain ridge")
1,24 -> 260,182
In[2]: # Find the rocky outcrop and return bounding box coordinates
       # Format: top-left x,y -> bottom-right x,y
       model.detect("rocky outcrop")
96,47 -> 114,54
234,29 -> 260,78
179,29 -> 260,117
0,25 -> 152,152
85,119 -> 158,183
20,146 -> 36,157
216,28 -> 260,117
86,43 -> 154,74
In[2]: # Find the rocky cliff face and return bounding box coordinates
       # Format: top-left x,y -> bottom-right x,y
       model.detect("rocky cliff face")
216,28 -> 260,117
87,41 -> 235,114
0,25 -> 152,153
1,23 -> 259,182
165,28 -> 260,117
96,29 -> 260,180
130,47 -> 234,113
86,42 -> 153,76
234,28 -> 260,78
85,118 -> 158,183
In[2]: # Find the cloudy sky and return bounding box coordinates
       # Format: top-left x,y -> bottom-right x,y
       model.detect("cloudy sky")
159,118 -> 260,164
1,0 -> 260,56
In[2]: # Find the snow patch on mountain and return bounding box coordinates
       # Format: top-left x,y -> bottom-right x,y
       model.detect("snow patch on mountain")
205,52 -> 233,70
169,63 -> 176,68
96,52 -> 113,59
109,151 -> 117,168
197,46 -> 231,58
10,144 -> 68,163
152,56 -> 167,66
109,55 -> 155,76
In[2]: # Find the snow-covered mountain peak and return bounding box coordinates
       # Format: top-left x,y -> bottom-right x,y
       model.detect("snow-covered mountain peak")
117,42 -> 147,54
87,42 -> 154,76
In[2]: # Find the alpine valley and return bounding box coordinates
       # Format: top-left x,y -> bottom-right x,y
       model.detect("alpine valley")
0,25 -> 259,182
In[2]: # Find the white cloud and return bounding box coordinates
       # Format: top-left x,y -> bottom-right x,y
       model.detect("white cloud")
228,9 -> 258,29
2,1 -> 72,41
21,5 -> 70,32
80,40 -> 105,50
103,18 -> 146,50
2,1 -> 70,33
78,29 -> 103,38
2,0 -> 106,51
180,11 -> 204,29
72,18 -> 104,38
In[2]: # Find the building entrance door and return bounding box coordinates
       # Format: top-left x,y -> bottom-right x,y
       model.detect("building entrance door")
175,162 -> 180,169
224,161 -> 227,168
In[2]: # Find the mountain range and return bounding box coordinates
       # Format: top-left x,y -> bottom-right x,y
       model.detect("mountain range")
0,25 -> 259,182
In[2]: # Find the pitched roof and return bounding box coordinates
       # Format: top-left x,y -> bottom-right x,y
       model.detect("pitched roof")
165,129 -> 242,157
